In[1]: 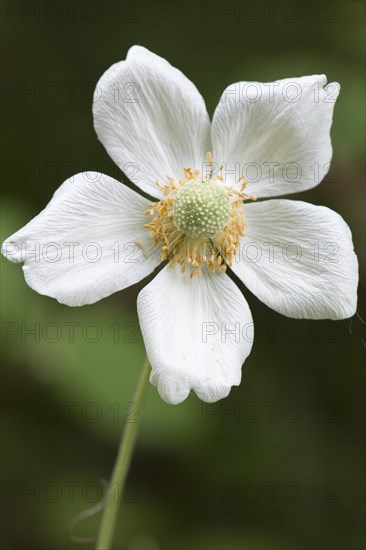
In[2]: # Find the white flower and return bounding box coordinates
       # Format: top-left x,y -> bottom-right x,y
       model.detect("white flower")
2,46 -> 358,405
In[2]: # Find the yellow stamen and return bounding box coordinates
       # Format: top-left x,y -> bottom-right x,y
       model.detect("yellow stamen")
144,155 -> 247,277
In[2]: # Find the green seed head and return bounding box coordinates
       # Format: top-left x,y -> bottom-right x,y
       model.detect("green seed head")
173,179 -> 230,238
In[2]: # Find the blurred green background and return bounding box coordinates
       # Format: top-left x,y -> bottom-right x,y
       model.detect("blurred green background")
1,1 -> 365,549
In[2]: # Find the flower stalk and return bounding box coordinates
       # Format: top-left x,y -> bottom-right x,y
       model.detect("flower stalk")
95,357 -> 151,550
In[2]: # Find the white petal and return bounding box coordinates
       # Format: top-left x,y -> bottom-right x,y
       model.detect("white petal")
231,200 -> 358,320
212,75 -> 339,197
137,266 -> 253,404
2,172 -> 161,306
93,46 -> 211,199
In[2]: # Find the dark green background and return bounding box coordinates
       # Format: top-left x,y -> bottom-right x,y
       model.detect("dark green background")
1,1 -> 365,549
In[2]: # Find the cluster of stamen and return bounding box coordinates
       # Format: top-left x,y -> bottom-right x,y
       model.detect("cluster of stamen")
144,155 -> 255,278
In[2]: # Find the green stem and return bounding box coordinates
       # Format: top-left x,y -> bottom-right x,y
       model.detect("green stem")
95,356 -> 151,550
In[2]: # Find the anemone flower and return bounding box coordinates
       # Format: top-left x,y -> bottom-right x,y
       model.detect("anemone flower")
2,46 -> 358,405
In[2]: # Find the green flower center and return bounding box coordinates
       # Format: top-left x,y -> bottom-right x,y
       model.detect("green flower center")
172,179 -> 230,239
